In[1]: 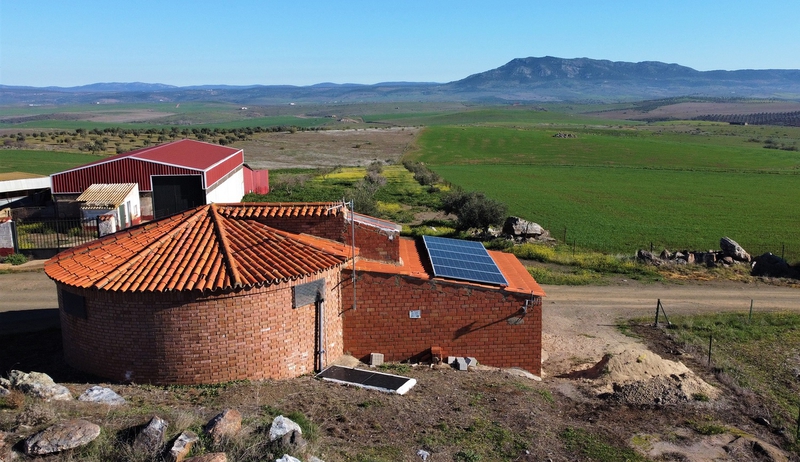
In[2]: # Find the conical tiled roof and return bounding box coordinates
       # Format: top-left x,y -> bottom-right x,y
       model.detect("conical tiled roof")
45,203 -> 352,293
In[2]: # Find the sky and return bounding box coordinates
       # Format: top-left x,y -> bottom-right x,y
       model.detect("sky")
1,0 -> 799,87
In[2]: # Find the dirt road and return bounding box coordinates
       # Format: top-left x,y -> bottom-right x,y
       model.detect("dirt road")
542,281 -> 800,376
1,270 -> 798,373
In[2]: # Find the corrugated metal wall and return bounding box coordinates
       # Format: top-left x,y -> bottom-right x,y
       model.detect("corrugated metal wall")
52,158 -> 203,194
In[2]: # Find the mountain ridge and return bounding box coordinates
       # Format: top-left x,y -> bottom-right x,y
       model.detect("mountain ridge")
2,56 -> 799,105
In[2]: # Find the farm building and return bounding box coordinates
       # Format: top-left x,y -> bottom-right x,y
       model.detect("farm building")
75,183 -> 141,235
50,139 -> 268,220
44,202 -> 544,385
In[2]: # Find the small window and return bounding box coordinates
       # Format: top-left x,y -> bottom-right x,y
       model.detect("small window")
62,290 -> 87,319
293,279 -> 325,308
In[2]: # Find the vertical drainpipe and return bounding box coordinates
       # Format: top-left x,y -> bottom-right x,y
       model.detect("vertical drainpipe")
315,290 -> 326,372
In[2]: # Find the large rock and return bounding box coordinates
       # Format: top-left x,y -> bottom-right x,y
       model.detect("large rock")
169,431 -> 199,462
204,409 -> 242,444
269,415 -> 302,442
502,217 -> 546,238
23,419 -> 101,455
78,386 -> 126,405
276,455 -> 302,462
720,237 -> 751,262
636,250 -> 662,265
751,253 -> 794,278
134,416 -> 168,454
9,370 -> 72,401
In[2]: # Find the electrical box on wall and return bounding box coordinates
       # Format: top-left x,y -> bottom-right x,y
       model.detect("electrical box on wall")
409,310 -> 421,319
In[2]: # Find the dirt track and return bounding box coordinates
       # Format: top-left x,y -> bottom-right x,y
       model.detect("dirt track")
2,270 -> 798,374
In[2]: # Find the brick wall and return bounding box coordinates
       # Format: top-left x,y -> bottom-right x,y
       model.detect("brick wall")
57,268 -> 344,385
343,220 -> 400,263
342,271 -> 542,375
253,214 -> 347,242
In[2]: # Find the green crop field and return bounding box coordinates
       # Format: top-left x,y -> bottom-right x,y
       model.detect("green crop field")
0,149 -> 102,175
408,124 -> 800,261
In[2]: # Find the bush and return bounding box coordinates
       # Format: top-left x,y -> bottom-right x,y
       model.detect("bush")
441,189 -> 507,233
3,253 -> 28,265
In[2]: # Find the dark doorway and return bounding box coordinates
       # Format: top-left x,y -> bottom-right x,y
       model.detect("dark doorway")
152,175 -> 204,219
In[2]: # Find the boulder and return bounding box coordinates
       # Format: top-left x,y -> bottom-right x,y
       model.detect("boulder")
502,217 -> 546,238
169,431 -> 199,462
751,253 -> 794,278
0,385 -> 9,397
9,370 -> 71,401
276,455 -> 302,462
636,250 -> 661,265
702,252 -> 717,268
720,237 -> 751,262
185,454 -> 228,462
204,409 -> 242,444
78,386 -> 126,405
659,249 -> 672,260
269,415 -> 302,442
23,419 -> 101,455
134,416 -> 168,454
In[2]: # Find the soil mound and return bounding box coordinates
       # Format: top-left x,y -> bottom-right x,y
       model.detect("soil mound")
574,348 -> 719,404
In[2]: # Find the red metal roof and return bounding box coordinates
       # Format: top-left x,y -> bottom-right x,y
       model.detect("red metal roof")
45,203 -> 351,293
355,238 -> 546,296
51,140 -> 244,194
57,139 -> 242,173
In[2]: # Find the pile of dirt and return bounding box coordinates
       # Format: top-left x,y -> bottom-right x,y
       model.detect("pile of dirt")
595,348 -> 719,405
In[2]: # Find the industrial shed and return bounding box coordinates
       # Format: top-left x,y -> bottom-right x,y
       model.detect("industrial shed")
50,139 -> 268,220
45,202 -> 545,384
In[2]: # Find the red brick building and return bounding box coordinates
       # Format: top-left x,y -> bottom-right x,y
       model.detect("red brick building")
45,202 -> 544,384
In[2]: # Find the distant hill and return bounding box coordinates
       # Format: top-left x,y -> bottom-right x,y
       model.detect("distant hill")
2,56 -> 799,105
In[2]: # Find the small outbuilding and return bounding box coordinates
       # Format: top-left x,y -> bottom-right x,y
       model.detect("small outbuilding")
45,202 -> 545,384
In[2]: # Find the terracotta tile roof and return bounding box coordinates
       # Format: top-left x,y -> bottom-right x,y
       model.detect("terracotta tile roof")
355,238 -> 546,296
45,204 -> 351,293
218,202 -> 344,218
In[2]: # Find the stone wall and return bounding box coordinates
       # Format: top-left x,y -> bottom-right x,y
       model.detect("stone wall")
342,271 -> 542,375
57,268 -> 343,385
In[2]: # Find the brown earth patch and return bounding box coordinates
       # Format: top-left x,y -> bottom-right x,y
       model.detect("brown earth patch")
596,101 -> 800,121
240,127 -> 420,170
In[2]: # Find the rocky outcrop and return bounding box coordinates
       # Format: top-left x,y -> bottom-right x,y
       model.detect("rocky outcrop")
78,386 -> 126,405
134,416 -> 168,454
8,370 -> 71,401
169,431 -> 200,462
502,217 -> 553,242
720,237 -> 750,262
23,419 -> 100,455
204,409 -> 242,445
269,415 -> 302,442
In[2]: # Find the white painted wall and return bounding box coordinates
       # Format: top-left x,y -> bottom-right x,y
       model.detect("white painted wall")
206,167 -> 244,204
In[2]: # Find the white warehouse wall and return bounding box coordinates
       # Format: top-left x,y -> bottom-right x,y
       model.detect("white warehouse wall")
206,166 -> 245,204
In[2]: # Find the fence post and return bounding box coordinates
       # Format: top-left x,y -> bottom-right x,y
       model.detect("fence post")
749,299 -> 753,323
707,334 -> 713,367
10,220 -> 19,254
654,299 -> 660,326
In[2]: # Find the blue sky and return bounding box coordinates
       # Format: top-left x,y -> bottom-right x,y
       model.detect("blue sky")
2,0 -> 799,87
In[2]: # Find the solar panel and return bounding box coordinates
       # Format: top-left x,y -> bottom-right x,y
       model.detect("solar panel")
422,235 -> 508,286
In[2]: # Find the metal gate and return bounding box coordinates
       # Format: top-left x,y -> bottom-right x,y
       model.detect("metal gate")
13,217 -> 100,259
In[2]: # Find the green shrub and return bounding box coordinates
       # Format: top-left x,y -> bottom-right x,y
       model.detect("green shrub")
3,253 -> 28,265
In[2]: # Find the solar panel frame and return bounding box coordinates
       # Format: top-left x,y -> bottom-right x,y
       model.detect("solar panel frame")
422,235 -> 508,286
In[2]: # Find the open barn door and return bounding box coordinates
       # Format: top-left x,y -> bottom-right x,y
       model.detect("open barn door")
152,175 -> 204,219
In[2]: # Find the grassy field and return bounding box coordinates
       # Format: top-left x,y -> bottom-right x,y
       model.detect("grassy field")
408,124 -> 800,261
0,149 -> 102,175
661,312 -> 800,435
